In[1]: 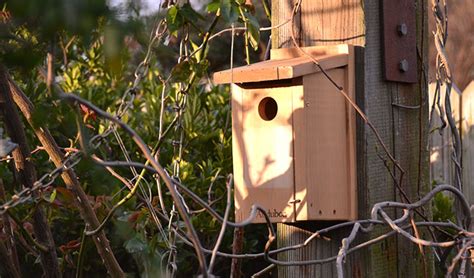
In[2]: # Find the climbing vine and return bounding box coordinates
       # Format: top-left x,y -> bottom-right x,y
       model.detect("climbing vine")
0,0 -> 472,277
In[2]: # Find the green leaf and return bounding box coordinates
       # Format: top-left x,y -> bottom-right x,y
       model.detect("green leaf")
124,234 -> 148,254
246,13 -> 260,50
170,60 -> 192,82
433,191 -> 455,222
180,3 -> 204,22
49,189 -> 57,203
190,59 -> 209,79
166,5 -> 183,35
207,0 -> 220,13
220,0 -> 238,23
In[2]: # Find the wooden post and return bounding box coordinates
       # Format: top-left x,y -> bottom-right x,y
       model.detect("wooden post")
272,1 -> 431,277
462,81 -> 474,204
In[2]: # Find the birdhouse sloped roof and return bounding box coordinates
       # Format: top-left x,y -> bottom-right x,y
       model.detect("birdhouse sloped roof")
213,45 -> 352,84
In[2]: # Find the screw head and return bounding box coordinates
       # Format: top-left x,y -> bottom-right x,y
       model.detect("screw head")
399,59 -> 409,72
397,23 -> 408,36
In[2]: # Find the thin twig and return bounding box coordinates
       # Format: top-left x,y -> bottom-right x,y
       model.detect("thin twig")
8,74 -> 125,277
208,175 -> 233,275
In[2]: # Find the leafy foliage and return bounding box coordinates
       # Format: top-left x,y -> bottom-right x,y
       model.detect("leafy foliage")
0,0 -> 270,277
432,190 -> 455,224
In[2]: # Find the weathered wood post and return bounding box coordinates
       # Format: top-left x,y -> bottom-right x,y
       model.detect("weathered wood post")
272,1 -> 431,277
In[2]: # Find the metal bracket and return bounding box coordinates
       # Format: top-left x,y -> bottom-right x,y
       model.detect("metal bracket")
382,0 -> 418,83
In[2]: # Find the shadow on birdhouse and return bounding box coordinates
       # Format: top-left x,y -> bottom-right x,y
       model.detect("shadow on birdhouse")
214,44 -> 357,223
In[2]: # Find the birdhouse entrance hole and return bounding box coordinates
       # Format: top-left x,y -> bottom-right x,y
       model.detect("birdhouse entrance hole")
258,97 -> 278,121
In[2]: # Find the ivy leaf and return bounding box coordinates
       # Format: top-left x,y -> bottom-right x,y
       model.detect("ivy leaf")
207,0 -> 220,13
190,59 -> 209,79
220,0 -> 238,23
180,3 -> 204,22
170,60 -> 192,82
31,101 -> 54,129
246,13 -> 260,50
166,5 -> 183,35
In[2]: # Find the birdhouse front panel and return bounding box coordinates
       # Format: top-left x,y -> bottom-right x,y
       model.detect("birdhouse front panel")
214,44 -> 357,224
232,82 -> 304,223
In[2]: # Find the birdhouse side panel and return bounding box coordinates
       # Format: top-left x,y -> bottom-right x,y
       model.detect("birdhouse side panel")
232,84 -> 301,223
294,68 -> 356,221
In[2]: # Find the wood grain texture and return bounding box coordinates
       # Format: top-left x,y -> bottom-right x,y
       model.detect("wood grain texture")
429,81 -> 474,221
271,0 -> 301,48
300,0 -> 364,47
296,68 -> 356,221
227,50 -> 356,224
272,0 -> 365,48
213,51 -> 348,84
232,83 -> 298,223
393,1 -> 432,276
428,83 -> 461,189
273,0 -> 430,277
272,0 -> 365,276
276,223 -> 335,277
462,82 -> 474,204
361,2 -> 398,277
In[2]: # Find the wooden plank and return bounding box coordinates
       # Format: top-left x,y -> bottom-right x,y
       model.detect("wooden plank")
392,0 -> 432,276
429,80 -> 474,205
271,0 -> 364,49
273,0 -> 430,277
462,81 -> 474,204
276,223 -> 337,277
299,0 -> 365,47
270,44 -> 351,59
361,2 -> 398,277
346,46 -> 358,221
272,0 -> 366,276
213,52 -> 348,84
428,83 -> 461,188
285,54 -> 347,81
232,84 -> 302,223
272,0 -> 301,48
294,68 -> 356,221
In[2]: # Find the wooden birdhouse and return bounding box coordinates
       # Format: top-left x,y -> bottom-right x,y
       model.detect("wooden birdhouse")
213,44 -> 357,223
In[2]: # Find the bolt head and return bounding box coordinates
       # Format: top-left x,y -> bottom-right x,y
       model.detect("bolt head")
399,59 -> 409,72
397,23 -> 408,36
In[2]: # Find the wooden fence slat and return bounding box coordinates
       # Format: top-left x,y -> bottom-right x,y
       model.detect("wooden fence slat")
428,81 -> 474,206
428,83 -> 461,187
461,81 -> 474,203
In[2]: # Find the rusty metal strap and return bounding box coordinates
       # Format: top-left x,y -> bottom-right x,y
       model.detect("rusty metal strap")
382,0 -> 418,83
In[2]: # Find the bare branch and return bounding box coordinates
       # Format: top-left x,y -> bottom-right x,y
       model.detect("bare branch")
6,74 -> 125,277
0,67 -> 61,278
